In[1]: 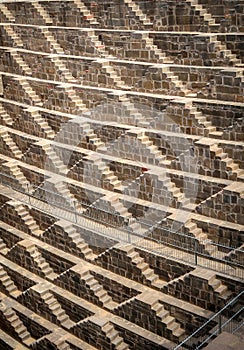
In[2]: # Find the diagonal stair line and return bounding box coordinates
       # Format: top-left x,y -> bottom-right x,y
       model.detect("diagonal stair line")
72,0 -> 99,25
124,0 -> 153,26
31,1 -> 54,25
0,4 -> 15,22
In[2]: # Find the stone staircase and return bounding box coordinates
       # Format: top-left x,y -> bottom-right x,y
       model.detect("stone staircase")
208,274 -> 232,301
107,128 -> 166,166
124,169 -> 188,208
0,102 -> 13,126
0,239 -> 8,255
41,142 -> 68,175
62,85 -> 88,114
209,35 -> 242,66
161,67 -> 190,96
126,246 -> 160,286
0,4 -> 15,22
16,78 -> 43,106
186,0 -> 218,29
166,101 -> 222,138
85,30 -> 109,57
40,27 -> 65,54
0,303 -> 34,346
5,200 -> 42,236
55,119 -> 104,150
8,49 -> 32,76
26,106 -> 55,139
72,0 -> 98,25
124,0 -> 152,26
50,55 -> 77,83
16,240 -> 57,280
52,180 -> 83,211
1,160 -> 32,192
0,127 -> 23,159
117,94 -> 148,126
80,270 -> 118,309
2,24 -> 23,48
31,2 -> 54,25
151,300 -> 185,341
86,193 -> 132,222
101,321 -> 129,349
209,143 -> 244,180
132,32 -> 172,64
82,153 -> 123,192
0,265 -> 21,298
29,284 -> 75,329
61,223 -> 96,260
96,59 -> 128,89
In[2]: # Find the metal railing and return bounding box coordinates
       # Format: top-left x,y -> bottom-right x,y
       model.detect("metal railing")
0,171 -> 243,278
174,290 -> 244,350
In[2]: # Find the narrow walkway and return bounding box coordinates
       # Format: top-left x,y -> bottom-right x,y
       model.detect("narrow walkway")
0,184 -> 242,279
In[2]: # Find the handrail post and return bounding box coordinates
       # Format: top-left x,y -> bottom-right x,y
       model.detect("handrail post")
218,314 -> 222,335
194,238 -> 198,265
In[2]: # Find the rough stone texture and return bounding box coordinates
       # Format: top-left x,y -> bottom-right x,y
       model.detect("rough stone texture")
0,1 -> 243,349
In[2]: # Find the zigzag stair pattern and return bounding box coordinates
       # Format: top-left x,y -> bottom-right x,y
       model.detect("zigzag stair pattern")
2,24 -> 23,48
0,127 -> 23,159
0,265 -> 21,298
124,0 -> 152,26
31,2 -> 54,25
72,0 -> 99,25
0,302 -> 35,346
0,4 -> 15,22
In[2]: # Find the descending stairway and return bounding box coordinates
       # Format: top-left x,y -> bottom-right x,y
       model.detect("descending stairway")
19,241 -> 57,279
209,35 -> 242,66
124,0 -> 152,26
0,303 -> 34,346
209,143 -> 244,180
41,143 -> 68,175
26,106 -> 55,139
40,27 -> 65,54
2,24 -> 23,48
16,78 -> 43,106
96,59 -> 129,89
186,0 -> 218,29
0,127 -> 23,159
50,55 -> 76,83
80,270 -> 118,309
0,239 -> 8,256
160,67 -> 190,96
2,161 -> 32,192
151,300 -> 185,340
85,30 -> 110,57
101,321 -> 130,349
126,247 -> 160,285
133,32 -> 172,64
0,102 -> 13,126
29,285 -> 74,329
0,4 -> 15,22
117,94 -> 149,126
72,0 -> 98,25
31,1 -> 54,25
124,169 -> 188,208
166,101 -> 222,138
62,85 -> 88,114
4,200 -> 42,236
8,49 -> 32,76
0,265 -> 21,297
82,153 -> 123,192
55,119 -> 104,150
53,180 -> 83,211
107,128 -> 166,166
62,223 -> 96,260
